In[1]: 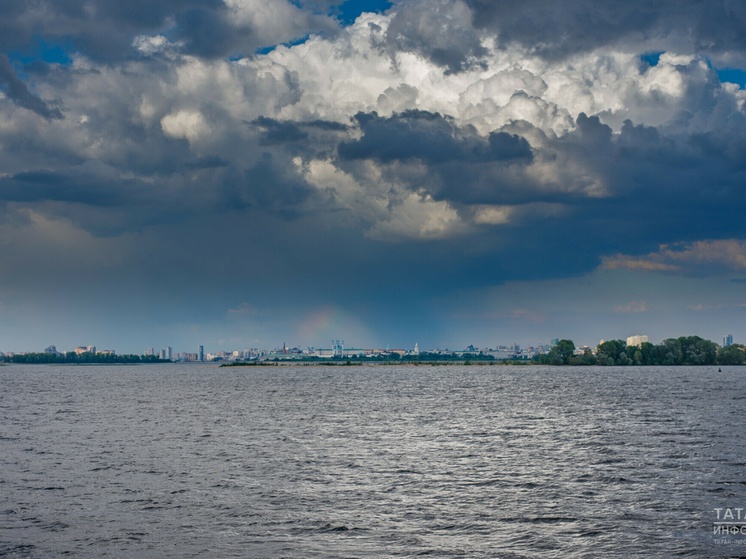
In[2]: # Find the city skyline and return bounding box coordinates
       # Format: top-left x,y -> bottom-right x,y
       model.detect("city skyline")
1,1 -> 746,352
3,330 -> 741,359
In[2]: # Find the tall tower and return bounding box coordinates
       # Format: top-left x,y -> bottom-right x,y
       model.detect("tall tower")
199,346 -> 204,361
724,335 -> 733,347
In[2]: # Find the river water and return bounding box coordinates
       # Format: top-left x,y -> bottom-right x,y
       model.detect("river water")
1,364 -> 745,558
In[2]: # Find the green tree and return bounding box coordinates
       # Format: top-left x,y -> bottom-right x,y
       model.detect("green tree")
596,340 -> 627,364
638,342 -> 656,365
581,348 -> 597,365
717,344 -> 746,365
633,350 -> 642,365
548,339 -> 575,365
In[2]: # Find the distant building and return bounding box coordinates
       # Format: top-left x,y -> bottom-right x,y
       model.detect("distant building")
145,348 -> 154,356
724,334 -> 733,347
98,350 -> 115,355
44,345 -> 58,354
626,335 -> 649,347
159,349 -> 166,360
486,349 -> 515,360
166,346 -> 172,360
88,345 -> 96,354
413,343 -> 419,355
75,346 -> 88,355
199,346 -> 204,361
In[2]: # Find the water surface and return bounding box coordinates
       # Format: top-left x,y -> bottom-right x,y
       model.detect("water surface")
1,364 -> 744,557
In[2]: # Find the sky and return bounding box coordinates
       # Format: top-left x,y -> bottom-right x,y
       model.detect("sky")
1,0 -> 746,354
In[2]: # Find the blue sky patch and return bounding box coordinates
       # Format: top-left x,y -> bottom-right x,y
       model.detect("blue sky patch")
336,0 -> 393,25
716,68 -> 746,88
641,51 -> 663,67
8,36 -> 74,67
256,34 -> 314,55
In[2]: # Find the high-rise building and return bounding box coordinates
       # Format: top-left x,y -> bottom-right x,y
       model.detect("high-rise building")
88,345 -> 96,354
145,348 -> 154,356
159,349 -> 166,360
166,346 -> 172,360
627,335 -> 649,347
724,334 -> 733,347
199,346 -> 204,361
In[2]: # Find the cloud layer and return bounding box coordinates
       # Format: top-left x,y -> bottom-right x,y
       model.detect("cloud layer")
1,0 -> 746,350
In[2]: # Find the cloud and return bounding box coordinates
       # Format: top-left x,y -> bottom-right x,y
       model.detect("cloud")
0,0 -> 339,62
0,54 -> 63,119
687,302 -> 746,312
466,1 -> 746,60
250,116 -> 309,144
184,155 -> 230,169
452,309 -> 547,322
161,109 -> 212,143
601,258 -> 680,272
614,301 -> 648,313
384,0 -> 488,74
228,302 -> 258,314
687,303 -> 718,311
602,240 -> 746,277
338,110 -> 533,164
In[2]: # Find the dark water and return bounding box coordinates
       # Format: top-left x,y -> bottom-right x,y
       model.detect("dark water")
1,364 -> 745,558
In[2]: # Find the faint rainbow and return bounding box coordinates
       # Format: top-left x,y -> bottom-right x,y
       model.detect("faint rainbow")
297,306 -> 345,346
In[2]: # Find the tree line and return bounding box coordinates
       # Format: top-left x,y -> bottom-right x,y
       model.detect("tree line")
533,336 -> 745,366
3,352 -> 167,364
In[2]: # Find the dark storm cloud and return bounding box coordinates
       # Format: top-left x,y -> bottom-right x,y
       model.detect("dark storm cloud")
0,0 -> 227,60
248,117 -> 350,151
173,7 -> 252,58
303,120 -> 350,131
484,0 -> 746,57
232,153 -> 315,215
0,54 -> 63,119
538,118 -> 746,260
184,155 -> 230,169
333,106 -> 746,265
250,116 -> 309,145
381,0 -> 746,72
464,0 -> 665,59
0,169 -> 148,207
338,110 -> 531,164
0,0 -> 337,63
338,110 -> 538,204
